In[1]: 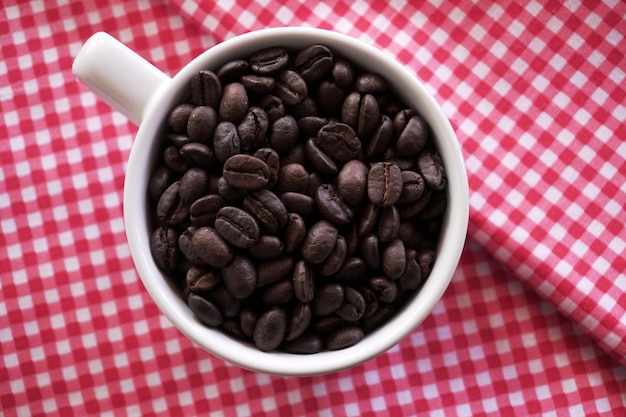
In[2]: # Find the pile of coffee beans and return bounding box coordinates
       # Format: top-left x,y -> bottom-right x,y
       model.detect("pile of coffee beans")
149,44 -> 447,353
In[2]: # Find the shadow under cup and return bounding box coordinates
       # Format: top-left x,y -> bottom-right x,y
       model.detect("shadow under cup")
123,28 -> 468,376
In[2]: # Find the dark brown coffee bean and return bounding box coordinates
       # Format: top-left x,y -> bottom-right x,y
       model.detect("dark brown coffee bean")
188,293 -> 224,327
295,44 -> 333,82
249,235 -> 285,260
416,249 -> 436,280
312,282 -> 344,316
240,74 -> 275,95
214,206 -> 260,249
222,255 -> 257,299
360,234 -> 380,270
319,236 -> 347,277
304,138 -> 338,177
179,168 -> 209,205
250,47 -> 289,75
163,145 -> 189,175
217,176 -> 246,203
253,148 -> 280,189
210,285 -> 241,318
255,94 -> 284,122
297,116 -> 328,138
166,133 -> 191,148
418,149 -> 447,190
257,256 -> 295,287
179,227 -> 206,265
377,205 -> 400,243
168,103 -> 194,133
316,122 -> 361,162
282,333 -> 323,354
274,70 -> 307,105
306,172 -> 324,197
189,194 -> 225,227
301,220 -> 339,264
399,250 -> 422,291
366,115 -> 394,160
279,192 -> 316,219
187,106 -> 218,142
149,165 -> 173,201
289,96 -> 318,118
341,93 -> 379,139
260,279 -> 294,306
186,265 -> 221,293
332,58 -> 354,89
343,221 -> 360,257
269,115 -> 299,154
253,306 -> 287,351
317,80 -> 346,115
150,227 -> 180,271
326,326 -> 364,350
219,82 -> 248,122
354,73 -> 386,95
381,239 -> 406,280
238,106 -> 269,151
285,303 -> 312,341
312,315 -> 351,334
334,257 -> 366,283
335,287 -> 366,321
358,286 -> 379,318
213,121 -> 241,163
367,162 -> 402,207
222,319 -> 246,340
360,304 -> 395,333
419,190 -> 447,221
179,142 -> 214,167
283,213 -> 306,254
239,308 -> 258,338
156,181 -> 189,225
396,115 -> 429,157
191,226 -> 234,268
357,202 -> 380,237
222,154 -> 270,190
191,70 -> 222,108
280,142 -> 306,166
293,259 -> 315,303
277,163 -> 309,194
315,184 -> 353,225
243,189 -> 288,234
369,276 -> 398,303
398,187 -> 432,219
398,170 -> 425,204
337,160 -> 368,206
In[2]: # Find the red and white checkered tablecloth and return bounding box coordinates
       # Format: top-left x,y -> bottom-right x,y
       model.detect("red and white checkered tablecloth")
1,0 -> 625,416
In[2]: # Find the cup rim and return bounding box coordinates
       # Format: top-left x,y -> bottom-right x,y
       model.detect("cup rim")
124,27 -> 469,376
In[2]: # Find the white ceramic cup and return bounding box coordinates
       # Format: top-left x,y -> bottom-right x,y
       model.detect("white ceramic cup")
73,27 -> 469,376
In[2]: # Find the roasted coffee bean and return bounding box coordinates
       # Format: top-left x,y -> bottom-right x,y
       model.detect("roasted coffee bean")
312,282 -> 344,316
367,162 -> 403,207
418,149 -> 447,190
249,235 -> 285,260
217,176 -> 247,202
419,190 -> 447,221
191,70 -> 222,108
360,234 -> 380,270
416,249 -> 435,280
240,74 -> 275,95
238,107 -> 269,151
334,257 -> 366,283
168,103 -> 194,133
191,226 -> 234,268
255,94 -> 285,122
283,213 -> 306,254
163,145 -> 189,175
156,181 -> 189,225
269,115 -> 299,154
253,148 -> 280,189
149,165 -> 173,201
317,80 -> 346,115
343,222 -> 360,257
377,205 -> 400,243
369,276 -> 398,303
312,315 -> 351,334
354,73 -> 386,95
358,286 -> 379,318
304,138 -> 338,177
290,96 -> 318,118
332,58 -> 354,89
239,308 -> 259,338
293,259 -> 315,303
315,184 -> 353,225
298,116 -> 328,138
396,115 -> 428,156
179,227 -> 206,265
150,227 -> 180,271
280,142 -> 306,166
295,44 -> 333,82
277,163 -> 309,194
399,250 -> 422,291
301,220 -> 339,264
179,142 -> 214,167
317,122 -> 361,162
217,59 -> 250,83
398,187 -> 432,220
253,306 -> 287,351
279,192 -> 316,219
189,194 -> 225,227
187,106 -> 218,142
336,287 -> 366,322
381,239 -> 406,280
250,47 -> 289,75
222,154 -> 270,190
243,189 -> 288,234
186,265 -> 221,293
257,256 -> 295,287
179,168 -> 209,204
285,303 -> 312,341
326,326 -> 364,350
274,70 -> 307,105
222,318 -> 246,340
167,133 -> 191,148
360,304 -> 395,333
398,170 -> 425,204
260,279 -> 294,306
319,236 -> 347,277
306,172 -> 324,197
282,333 -> 323,354
219,82 -> 249,122
357,202 -> 380,237
215,206 -> 260,249
337,160 -> 368,206
213,121 -> 241,163
188,293 -> 224,327
341,92 -> 379,139
222,255 -> 257,299
210,284 -> 241,318
366,115 -> 394,160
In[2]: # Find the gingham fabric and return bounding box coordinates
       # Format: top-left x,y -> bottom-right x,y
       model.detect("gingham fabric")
1,0 -> 625,416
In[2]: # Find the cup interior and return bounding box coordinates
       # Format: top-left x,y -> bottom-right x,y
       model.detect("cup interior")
124,27 -> 468,376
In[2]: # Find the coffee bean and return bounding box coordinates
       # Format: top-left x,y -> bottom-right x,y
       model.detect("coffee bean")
210,284 -> 241,318
213,121 -> 241,163
418,149 -> 447,190
260,279 -> 294,306
269,115 -> 299,154
240,74 -> 275,95
285,303 -> 312,341
217,59 -> 250,83
295,44 -> 333,82
156,181 -> 189,225
397,115 -> 428,157
179,142 -> 214,167
312,282 -> 344,316
341,93 -> 379,139
191,70 -> 222,108
304,138 -> 338,177
399,250 -> 422,291
317,80 -> 346,115
252,148 -> 280,189
217,176 -> 247,202
223,154 -> 270,190
319,236 -> 347,277
315,184 -> 353,225
293,259 -> 315,303
186,265 -> 221,293
214,206 -> 260,249
298,116 -> 328,138
179,168 -> 209,204
168,103 -> 194,133
354,73 -> 386,95
149,165 -> 173,201
357,202 -> 380,237
239,308 -> 258,338
189,194 -> 225,227
238,107 -> 269,151
381,239 -> 406,280
282,333 -> 323,354
167,133 -> 191,148
301,220 -> 338,264
187,106 -> 217,142
150,227 -> 180,271
377,205 -> 400,243
219,82 -> 249,122
367,162 -> 403,207
369,276 -> 398,303
317,122 -> 361,162
335,287 -> 366,322
419,190 -> 447,221
250,47 -> 289,75
222,255 -> 257,299
179,227 -> 206,265
163,145 -> 189,175
249,235 -> 284,260
277,163 -> 309,194
332,58 -> 354,89
366,115 -> 393,160
358,286 -> 379,318
191,226 -> 234,268
398,187 -> 432,220
326,326 -> 364,350
334,257 -> 366,283
253,306 -> 287,351
416,249 -> 436,280
283,213 -> 306,254
257,256 -> 295,287
274,70 -> 307,105
337,160 -> 368,206
279,192 -> 316,219
243,189 -> 288,234
360,234 -> 380,270
255,94 -> 284,123
188,293 -> 224,327
398,170 -> 425,204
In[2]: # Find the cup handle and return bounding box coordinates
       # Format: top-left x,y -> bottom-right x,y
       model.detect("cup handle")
72,32 -> 171,126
